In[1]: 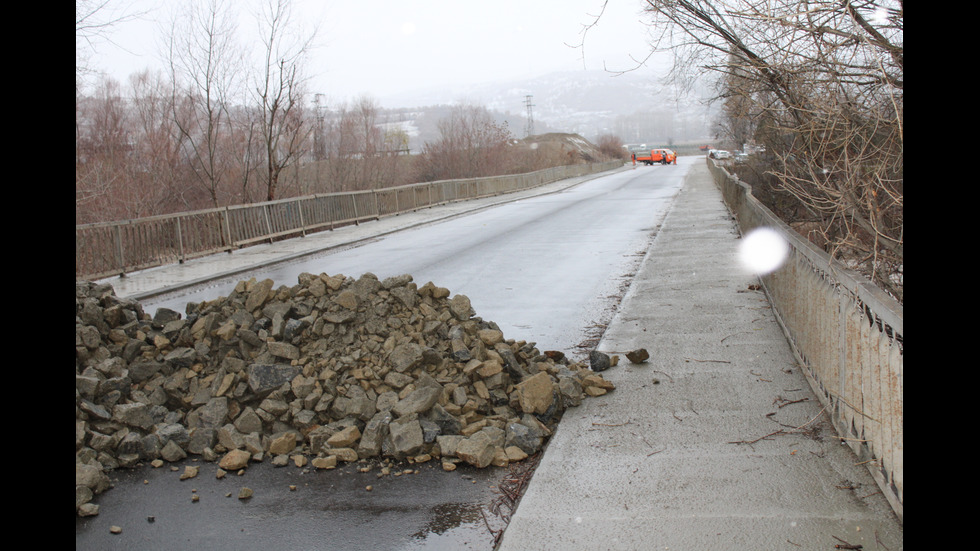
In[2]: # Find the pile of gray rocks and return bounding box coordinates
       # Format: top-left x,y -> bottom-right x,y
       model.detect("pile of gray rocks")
75,273 -> 615,516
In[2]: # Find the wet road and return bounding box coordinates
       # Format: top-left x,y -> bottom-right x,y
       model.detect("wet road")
77,161 -> 689,549
76,458 -> 510,550
141,162 -> 687,354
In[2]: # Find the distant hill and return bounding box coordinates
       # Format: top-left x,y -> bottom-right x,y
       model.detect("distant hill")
378,70 -> 718,148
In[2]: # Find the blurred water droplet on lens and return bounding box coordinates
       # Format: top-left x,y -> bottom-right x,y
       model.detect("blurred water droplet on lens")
738,227 -> 789,274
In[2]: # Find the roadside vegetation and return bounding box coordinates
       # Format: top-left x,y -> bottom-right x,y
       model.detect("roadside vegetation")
75,0 -> 624,227
75,82 -> 621,226
640,0 -> 903,302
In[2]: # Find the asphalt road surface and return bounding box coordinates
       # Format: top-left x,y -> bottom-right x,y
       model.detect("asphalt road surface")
76,160 -> 689,550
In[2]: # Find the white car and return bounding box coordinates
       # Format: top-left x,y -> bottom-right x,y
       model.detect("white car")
711,150 -> 732,160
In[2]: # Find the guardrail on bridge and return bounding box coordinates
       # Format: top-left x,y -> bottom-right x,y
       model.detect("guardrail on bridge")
707,158 -> 903,521
76,161 -> 622,281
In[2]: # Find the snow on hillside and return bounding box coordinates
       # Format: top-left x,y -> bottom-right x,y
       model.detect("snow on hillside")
378,70 -> 717,147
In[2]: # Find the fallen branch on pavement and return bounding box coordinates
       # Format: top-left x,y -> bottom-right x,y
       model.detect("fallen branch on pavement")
489,452 -> 543,523
728,407 -> 826,445
832,535 -> 863,549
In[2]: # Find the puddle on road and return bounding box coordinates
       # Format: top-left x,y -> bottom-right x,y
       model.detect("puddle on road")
412,502 -> 484,537
404,502 -> 501,550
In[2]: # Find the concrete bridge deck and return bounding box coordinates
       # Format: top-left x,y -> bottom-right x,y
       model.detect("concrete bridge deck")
99,162 -> 902,550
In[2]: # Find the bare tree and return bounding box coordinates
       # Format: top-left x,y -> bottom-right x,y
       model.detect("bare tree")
321,104 -> 359,192
317,97 -> 400,192
253,0 -> 316,201
76,71 -> 206,222
228,104 -> 265,203
76,1 -> 135,222
166,0 -> 241,208
596,134 -> 628,161
127,70 -> 188,214
76,76 -> 129,223
76,0 -> 151,86
352,97 -> 389,189
642,0 -> 903,300
416,105 -> 514,182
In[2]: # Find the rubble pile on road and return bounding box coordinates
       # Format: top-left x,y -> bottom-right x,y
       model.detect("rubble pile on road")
75,273 -> 615,516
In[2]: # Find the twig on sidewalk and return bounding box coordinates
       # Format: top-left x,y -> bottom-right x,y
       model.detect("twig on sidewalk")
875,530 -> 890,551
728,428 -> 786,445
831,535 -> 863,549
653,370 -> 674,383
489,452 -> 542,524
684,357 -> 731,363
774,396 -> 810,408
728,407 -> 826,445
592,420 -> 631,427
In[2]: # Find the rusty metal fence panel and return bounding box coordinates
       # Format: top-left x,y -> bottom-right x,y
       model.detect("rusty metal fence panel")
351,191 -> 379,221
176,210 -> 232,257
76,161 -> 622,280
708,158 -> 903,521
116,217 -> 181,272
75,224 -> 118,278
301,192 -> 372,232
265,200 -> 305,239
75,210 -> 232,280
301,194 -> 341,232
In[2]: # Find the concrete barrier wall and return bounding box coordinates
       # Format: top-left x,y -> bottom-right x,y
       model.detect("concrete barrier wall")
707,158 -> 903,521
76,161 -> 622,280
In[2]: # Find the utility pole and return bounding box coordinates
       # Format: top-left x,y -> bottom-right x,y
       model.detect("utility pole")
313,94 -> 325,161
524,95 -> 534,138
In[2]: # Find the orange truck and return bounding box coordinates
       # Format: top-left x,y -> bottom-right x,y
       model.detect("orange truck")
632,148 -> 677,166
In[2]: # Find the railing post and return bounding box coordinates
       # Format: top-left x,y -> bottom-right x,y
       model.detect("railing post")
176,217 -> 185,263
114,224 -> 125,276
299,197 -> 307,237
263,204 -> 273,243
222,207 -> 233,250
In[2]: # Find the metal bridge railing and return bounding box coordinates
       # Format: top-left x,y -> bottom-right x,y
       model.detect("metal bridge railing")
76,161 -> 622,281
708,158 -> 903,521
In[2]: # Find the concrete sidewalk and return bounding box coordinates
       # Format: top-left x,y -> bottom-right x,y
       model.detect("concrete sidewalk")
495,163 -> 902,550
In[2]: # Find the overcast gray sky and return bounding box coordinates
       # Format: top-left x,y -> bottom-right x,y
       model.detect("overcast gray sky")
80,0 -> 658,105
